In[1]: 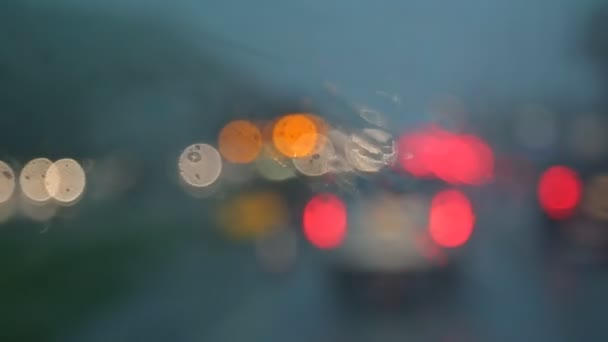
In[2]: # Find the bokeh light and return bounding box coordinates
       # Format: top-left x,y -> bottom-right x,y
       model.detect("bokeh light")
327,129 -> 349,152
306,114 -> 331,136
397,130 -> 435,177
397,127 -> 494,184
217,191 -> 289,240
345,128 -> 394,173
582,174 -> 608,221
356,104 -> 389,128
326,129 -> 354,174
0,161 -> 16,204
538,166 -> 582,220
363,128 -> 396,165
20,158 -> 53,203
430,132 -> 475,184
272,114 -> 318,158
303,193 -> 347,250
218,120 -> 263,164
44,158 -> 86,205
429,189 -> 475,248
292,134 -> 335,176
255,156 -> 296,181
434,134 -> 494,185
178,143 -> 222,188
329,155 -> 354,174
341,192 -> 433,271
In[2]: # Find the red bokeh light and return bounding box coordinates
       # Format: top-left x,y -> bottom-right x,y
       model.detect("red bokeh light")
303,193 -> 347,249
397,126 -> 493,185
397,131 -> 435,177
538,166 -> 582,220
456,135 -> 494,184
432,132 -> 475,184
429,189 -> 475,248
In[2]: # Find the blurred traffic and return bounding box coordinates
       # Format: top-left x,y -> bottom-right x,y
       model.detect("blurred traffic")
2,1 -> 608,342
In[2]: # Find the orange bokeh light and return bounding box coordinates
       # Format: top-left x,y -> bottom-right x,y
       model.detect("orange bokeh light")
272,114 -> 319,158
218,120 -> 263,164
306,114 -> 330,136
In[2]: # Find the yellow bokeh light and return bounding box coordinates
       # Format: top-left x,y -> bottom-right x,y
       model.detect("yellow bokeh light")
217,191 -> 289,240
583,174 -> 608,221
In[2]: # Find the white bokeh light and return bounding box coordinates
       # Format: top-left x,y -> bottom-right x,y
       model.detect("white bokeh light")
45,158 -> 87,205
178,143 -> 222,188
20,158 -> 53,203
255,156 -> 296,181
292,134 -> 335,177
345,128 -> 394,172
327,129 -> 354,174
338,193 -> 433,272
0,161 -> 16,204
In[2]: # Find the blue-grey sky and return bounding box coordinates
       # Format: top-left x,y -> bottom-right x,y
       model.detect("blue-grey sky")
25,0 -> 606,105
3,0 -> 606,154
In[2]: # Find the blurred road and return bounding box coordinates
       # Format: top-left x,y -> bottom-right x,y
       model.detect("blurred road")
0,190 -> 605,341
103,199 -> 608,341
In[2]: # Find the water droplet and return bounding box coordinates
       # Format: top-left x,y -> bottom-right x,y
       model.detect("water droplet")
188,152 -> 202,163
